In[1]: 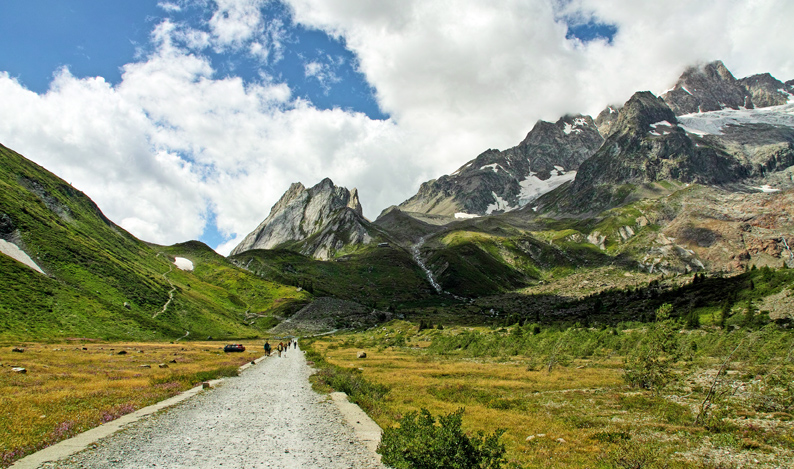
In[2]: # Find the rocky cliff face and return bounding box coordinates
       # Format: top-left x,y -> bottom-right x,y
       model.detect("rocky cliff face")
739,73 -> 794,108
595,105 -> 621,136
396,114 -> 603,217
230,178 -> 373,260
660,60 -> 794,116
661,60 -> 752,115
397,60 -> 794,223
571,91 -> 746,195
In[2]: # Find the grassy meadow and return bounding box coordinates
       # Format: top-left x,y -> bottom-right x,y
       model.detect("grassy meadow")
0,340 -> 266,467
308,320 -> 794,468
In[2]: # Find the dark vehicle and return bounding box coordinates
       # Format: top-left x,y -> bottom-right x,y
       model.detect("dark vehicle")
223,344 -> 246,352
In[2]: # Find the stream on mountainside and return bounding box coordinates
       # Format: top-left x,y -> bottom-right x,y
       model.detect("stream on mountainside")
410,237 -> 470,303
411,236 -> 443,293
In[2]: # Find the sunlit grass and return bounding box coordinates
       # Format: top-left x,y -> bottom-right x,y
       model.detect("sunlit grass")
310,323 -> 794,468
0,340 -> 263,467
316,341 -> 633,467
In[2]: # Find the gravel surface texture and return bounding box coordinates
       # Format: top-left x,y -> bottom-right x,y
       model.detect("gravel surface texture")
41,346 -> 386,469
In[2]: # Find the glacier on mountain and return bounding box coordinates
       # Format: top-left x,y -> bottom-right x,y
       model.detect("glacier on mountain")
678,102 -> 794,136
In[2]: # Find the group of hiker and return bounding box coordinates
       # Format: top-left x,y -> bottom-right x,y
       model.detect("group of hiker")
263,338 -> 297,357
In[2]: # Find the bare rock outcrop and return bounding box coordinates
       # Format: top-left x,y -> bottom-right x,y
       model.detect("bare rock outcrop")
231,178 -> 373,260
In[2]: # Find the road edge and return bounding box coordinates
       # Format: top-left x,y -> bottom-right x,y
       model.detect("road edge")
329,391 -> 383,462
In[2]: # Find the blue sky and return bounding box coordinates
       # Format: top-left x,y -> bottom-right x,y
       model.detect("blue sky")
0,1 -> 384,119
0,0 -> 792,254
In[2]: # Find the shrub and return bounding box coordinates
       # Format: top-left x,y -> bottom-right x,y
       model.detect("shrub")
623,319 -> 681,393
304,344 -> 390,417
751,366 -> 794,413
377,408 -> 506,469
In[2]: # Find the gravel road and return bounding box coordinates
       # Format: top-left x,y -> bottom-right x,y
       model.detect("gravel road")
41,346 -> 386,469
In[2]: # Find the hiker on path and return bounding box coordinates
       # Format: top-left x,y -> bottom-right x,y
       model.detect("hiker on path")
264,341 -> 271,356
277,342 -> 283,357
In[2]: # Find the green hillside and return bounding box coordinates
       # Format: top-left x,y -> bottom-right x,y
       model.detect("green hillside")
0,144 -> 308,341
229,246 -> 436,310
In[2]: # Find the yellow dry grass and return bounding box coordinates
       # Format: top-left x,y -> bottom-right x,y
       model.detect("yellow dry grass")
0,340 -> 264,467
315,338 -> 703,468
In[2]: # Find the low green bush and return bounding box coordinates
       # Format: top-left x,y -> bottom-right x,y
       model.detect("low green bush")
377,408 -> 506,469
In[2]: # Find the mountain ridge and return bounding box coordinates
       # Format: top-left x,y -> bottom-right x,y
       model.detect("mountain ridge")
230,177 -> 376,260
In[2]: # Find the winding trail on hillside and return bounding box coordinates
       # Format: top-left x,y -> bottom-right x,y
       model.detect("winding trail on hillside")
37,346 -> 385,469
152,253 -> 177,319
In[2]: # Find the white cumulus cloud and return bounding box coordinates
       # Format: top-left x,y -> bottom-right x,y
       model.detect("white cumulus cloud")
1,0 -> 792,256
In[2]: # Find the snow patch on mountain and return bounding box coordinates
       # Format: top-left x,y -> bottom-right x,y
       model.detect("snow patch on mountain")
455,212 -> 480,219
518,170 -> 576,206
563,117 -> 589,135
174,257 -> 194,271
480,163 -> 501,173
0,239 -> 44,274
486,192 -> 511,214
678,102 -> 794,136
649,120 -> 676,136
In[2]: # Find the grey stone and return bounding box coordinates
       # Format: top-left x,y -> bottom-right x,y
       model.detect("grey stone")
230,178 -> 374,260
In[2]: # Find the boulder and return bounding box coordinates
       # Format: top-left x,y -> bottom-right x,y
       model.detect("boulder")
357,351 -> 367,359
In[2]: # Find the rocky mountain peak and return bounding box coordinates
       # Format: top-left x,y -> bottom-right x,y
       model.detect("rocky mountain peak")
661,60 -> 752,115
347,187 -> 363,217
397,113 -> 602,217
595,105 -> 621,136
230,178 -> 373,259
614,91 -> 678,134
739,72 -> 794,108
567,89 -> 749,205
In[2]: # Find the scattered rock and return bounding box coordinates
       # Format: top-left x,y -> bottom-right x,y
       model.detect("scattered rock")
357,352 -> 367,359
556,438 -> 566,444
12,347 -> 24,353
117,350 -> 127,355
124,302 -> 131,309
158,363 -> 169,368
12,367 -> 27,373
202,382 -> 211,389
139,364 -> 151,368
170,359 -> 177,363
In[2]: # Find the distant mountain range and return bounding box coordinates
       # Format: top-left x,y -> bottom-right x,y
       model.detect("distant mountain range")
228,60 -> 793,307
3,60 -> 794,339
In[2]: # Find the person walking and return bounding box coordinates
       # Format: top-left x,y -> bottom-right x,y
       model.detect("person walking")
264,340 -> 271,357
277,342 -> 283,357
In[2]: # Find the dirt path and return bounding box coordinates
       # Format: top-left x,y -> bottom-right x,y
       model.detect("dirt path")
36,346 -> 386,469
152,253 -> 176,319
